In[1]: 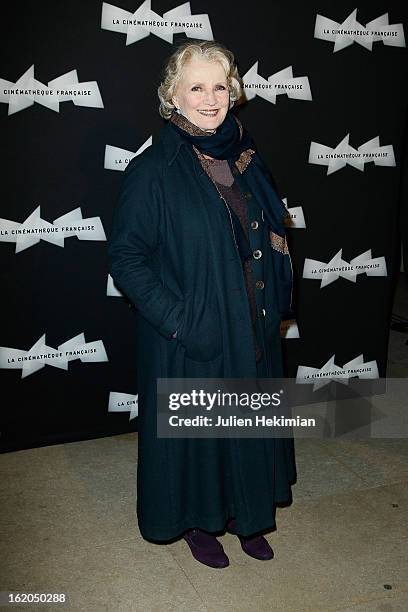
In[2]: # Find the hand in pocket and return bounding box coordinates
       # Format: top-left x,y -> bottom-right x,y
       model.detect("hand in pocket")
178,298 -> 223,362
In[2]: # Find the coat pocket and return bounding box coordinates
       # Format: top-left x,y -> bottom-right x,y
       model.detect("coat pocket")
178,294 -> 223,363
184,352 -> 224,377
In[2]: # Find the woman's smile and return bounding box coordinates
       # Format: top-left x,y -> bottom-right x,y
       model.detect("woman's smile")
197,109 -> 219,116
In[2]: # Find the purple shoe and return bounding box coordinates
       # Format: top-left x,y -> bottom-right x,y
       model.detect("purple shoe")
227,519 -> 274,561
183,529 -> 229,568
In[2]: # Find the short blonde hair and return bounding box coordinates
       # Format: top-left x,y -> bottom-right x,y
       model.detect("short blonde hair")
158,40 -> 244,119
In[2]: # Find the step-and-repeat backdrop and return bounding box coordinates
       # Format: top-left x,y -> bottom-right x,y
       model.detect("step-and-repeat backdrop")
1,1 -> 407,451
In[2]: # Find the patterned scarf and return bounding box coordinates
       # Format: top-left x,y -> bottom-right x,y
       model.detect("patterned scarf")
168,108 -> 294,319
169,109 -> 255,263
168,108 -> 255,163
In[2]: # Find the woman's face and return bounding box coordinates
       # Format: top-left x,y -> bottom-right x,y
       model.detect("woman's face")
172,57 -> 230,131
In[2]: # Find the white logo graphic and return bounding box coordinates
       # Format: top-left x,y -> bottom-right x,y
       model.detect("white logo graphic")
242,62 -> 312,104
309,134 -> 395,174
101,1 -> 213,44
0,333 -> 108,378
0,206 -> 106,253
315,9 -> 406,52
107,274 -> 124,296
303,249 -> 387,287
0,65 -> 103,116
297,354 -> 379,390
280,319 -> 300,339
282,198 -> 306,229
104,138 -> 152,171
108,392 -> 138,420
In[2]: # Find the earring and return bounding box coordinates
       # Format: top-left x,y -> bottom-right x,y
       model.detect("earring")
175,107 -> 181,114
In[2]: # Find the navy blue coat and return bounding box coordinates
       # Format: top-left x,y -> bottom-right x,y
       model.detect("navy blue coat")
107,119 -> 296,540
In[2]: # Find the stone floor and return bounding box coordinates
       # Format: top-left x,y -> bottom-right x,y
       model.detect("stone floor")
1,275 -> 407,611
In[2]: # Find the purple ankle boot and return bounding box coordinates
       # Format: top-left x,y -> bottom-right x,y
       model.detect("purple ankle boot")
227,519 -> 274,561
183,529 -> 229,568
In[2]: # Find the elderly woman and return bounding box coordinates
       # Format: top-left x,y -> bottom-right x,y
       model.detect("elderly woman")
108,40 -> 296,568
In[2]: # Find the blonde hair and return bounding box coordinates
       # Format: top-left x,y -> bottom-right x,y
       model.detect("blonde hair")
158,40 -> 244,119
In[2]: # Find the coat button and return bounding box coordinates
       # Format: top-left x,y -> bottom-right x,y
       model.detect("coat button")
255,280 -> 264,289
251,220 -> 259,230
253,249 -> 262,259
262,308 -> 266,316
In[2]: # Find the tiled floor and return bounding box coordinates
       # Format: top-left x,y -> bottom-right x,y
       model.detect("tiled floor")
1,276 -> 407,611
1,434 -> 408,611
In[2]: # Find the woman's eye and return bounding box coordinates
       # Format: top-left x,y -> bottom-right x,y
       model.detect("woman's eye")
191,85 -> 227,91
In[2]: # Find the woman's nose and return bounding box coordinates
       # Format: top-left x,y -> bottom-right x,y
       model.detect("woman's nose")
203,90 -> 217,104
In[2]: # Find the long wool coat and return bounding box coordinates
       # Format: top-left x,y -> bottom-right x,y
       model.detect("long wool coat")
108,119 -> 297,541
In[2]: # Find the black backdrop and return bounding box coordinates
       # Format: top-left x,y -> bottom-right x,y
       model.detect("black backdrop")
1,0 -> 407,452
